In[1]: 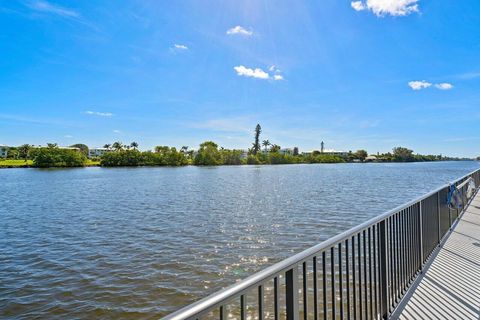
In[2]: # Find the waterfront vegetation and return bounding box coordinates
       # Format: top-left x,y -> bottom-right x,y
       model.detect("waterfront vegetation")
0,125 -> 476,168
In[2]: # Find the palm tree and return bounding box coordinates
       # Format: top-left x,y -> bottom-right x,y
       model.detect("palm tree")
130,142 -> 139,150
112,141 -> 123,151
262,139 -> 271,152
180,146 -> 188,153
103,144 -> 111,149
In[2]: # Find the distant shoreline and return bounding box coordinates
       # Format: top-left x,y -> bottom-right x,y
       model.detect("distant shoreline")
1,159 -> 477,169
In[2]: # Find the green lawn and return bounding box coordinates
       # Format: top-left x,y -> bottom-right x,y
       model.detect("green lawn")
86,159 -> 101,166
0,159 -> 34,167
0,159 -> 100,167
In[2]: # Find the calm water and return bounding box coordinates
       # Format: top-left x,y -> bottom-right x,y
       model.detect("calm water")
1,161 -> 479,319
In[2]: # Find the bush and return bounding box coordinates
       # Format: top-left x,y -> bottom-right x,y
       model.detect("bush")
31,147 -> 87,167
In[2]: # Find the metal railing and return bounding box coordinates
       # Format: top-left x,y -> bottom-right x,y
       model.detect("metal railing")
163,168 -> 480,320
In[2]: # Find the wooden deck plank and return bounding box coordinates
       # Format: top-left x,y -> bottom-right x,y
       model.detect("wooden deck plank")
393,192 -> 480,319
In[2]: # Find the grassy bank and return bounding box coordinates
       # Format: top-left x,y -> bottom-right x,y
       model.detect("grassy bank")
0,160 -> 34,168
0,159 -> 100,168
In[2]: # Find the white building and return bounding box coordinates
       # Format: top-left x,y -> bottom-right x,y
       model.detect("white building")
88,148 -> 112,158
0,145 -> 8,158
302,149 -> 348,157
323,149 -> 348,157
239,150 -> 249,159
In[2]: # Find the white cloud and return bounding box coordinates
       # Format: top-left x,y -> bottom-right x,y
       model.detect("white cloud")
408,80 -> 431,90
352,0 -> 419,17
26,0 -> 79,18
226,26 -> 253,36
234,65 -> 270,80
113,130 -> 121,134
351,1 -> 366,11
435,83 -> 453,90
274,75 -> 284,81
173,44 -> 188,50
64,135 -> 73,138
85,111 -> 114,117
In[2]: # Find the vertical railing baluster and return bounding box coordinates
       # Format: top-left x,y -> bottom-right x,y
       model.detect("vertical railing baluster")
419,201 -> 424,270
220,305 -> 227,320
358,233 -> 363,320
352,236 -> 357,320
313,257 -> 318,320
286,267 -> 299,320
322,251 -> 327,320
331,247 -> 336,319
274,277 -> 279,320
258,285 -> 264,320
240,294 -> 246,320
395,214 -> 399,302
437,191 -> 441,245
363,230 -> 367,320
368,228 -> 373,319
388,217 -> 394,312
303,262 -> 307,320
373,225 -> 378,320
346,239 -> 351,320
339,243 -> 344,320
378,220 -> 388,320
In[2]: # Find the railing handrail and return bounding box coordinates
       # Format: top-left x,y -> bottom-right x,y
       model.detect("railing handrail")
163,167 -> 480,320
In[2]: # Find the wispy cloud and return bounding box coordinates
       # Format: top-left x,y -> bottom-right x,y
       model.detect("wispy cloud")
85,111 -> 114,117
170,44 -> 189,54
408,80 -> 431,90
408,80 -> 454,91
226,26 -> 253,36
435,83 -> 453,90
173,44 -> 188,50
234,65 -> 269,80
25,0 -> 79,18
234,65 -> 284,81
351,0 -> 419,17
351,1 -> 366,11
113,129 -> 121,134
64,134 -> 73,138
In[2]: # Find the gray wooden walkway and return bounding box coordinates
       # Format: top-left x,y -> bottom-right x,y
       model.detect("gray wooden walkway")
393,191 -> 480,319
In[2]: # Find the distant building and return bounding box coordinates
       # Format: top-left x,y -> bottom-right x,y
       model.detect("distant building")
365,155 -> 378,162
0,145 -> 8,158
88,148 -> 112,158
239,150 -> 249,159
322,149 -> 349,157
279,148 -> 294,155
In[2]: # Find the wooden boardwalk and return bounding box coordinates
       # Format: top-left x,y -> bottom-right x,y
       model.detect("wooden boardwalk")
393,191 -> 480,319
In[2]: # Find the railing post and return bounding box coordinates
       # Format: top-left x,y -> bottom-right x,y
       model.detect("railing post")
378,220 -> 389,319
285,266 -> 299,320
419,201 -> 424,270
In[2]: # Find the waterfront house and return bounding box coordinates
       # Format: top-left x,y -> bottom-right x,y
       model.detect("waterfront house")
365,155 -> 378,162
323,149 -> 349,157
239,150 -> 249,159
0,145 -> 8,158
279,148 -> 294,155
88,148 -> 112,158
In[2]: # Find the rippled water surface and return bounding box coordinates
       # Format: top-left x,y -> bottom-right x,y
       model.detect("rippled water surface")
1,161 -> 479,319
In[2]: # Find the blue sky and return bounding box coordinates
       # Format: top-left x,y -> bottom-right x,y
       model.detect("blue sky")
0,0 -> 479,157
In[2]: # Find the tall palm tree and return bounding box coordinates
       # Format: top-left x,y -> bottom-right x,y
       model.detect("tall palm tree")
180,146 -> 188,153
103,144 -> 111,149
112,141 -> 123,151
130,142 -> 139,150
262,139 -> 271,152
